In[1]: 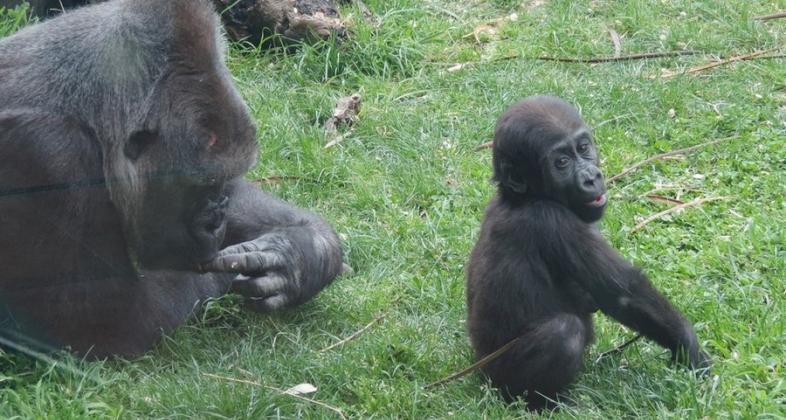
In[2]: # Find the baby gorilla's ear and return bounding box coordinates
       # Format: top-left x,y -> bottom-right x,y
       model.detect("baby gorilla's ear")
496,162 -> 528,194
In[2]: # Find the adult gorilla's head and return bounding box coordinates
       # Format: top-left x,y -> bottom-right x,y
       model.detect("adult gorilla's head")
51,0 -> 259,270
492,95 -> 606,222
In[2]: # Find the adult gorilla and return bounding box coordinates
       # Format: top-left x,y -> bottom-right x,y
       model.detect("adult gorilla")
0,0 -> 345,358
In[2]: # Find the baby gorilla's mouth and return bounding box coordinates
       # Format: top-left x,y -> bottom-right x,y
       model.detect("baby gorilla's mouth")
585,194 -> 607,208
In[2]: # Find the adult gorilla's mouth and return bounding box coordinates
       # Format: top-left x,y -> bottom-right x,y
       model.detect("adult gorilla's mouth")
585,194 -> 607,208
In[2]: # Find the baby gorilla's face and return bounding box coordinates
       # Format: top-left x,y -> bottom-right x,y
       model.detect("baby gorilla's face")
541,128 -> 607,223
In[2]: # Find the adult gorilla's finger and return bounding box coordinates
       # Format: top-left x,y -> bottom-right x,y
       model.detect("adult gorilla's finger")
231,273 -> 288,297
246,294 -> 290,312
201,251 -> 285,273
214,240 -> 267,256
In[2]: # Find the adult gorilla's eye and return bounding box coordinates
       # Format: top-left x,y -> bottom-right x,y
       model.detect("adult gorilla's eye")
556,157 -> 570,168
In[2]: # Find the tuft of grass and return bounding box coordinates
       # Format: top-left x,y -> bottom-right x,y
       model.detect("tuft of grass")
2,0 -> 786,418
0,3 -> 32,37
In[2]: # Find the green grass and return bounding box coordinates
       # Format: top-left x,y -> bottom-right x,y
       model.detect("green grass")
2,0 -> 785,417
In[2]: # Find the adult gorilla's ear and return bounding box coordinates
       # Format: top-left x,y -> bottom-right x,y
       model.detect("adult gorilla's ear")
124,129 -> 158,161
494,162 -> 528,194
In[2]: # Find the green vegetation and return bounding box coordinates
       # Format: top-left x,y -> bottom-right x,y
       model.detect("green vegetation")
1,0 -> 785,417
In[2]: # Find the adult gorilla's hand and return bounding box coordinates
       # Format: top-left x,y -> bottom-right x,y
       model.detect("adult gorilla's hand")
201,233 -> 302,312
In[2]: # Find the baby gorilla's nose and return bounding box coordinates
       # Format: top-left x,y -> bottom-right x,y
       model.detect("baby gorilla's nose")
580,167 -> 603,190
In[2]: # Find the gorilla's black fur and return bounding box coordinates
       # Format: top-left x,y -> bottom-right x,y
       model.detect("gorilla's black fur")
466,96 -> 710,410
0,0 -> 344,358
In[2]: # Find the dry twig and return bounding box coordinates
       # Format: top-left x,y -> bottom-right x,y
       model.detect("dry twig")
424,337 -> 521,389
474,140 -> 493,151
595,335 -> 643,363
258,175 -> 304,184
645,194 -> 685,206
534,50 -> 701,63
318,297 -> 402,352
607,135 -> 737,184
318,313 -> 387,353
203,373 -> 347,419
753,11 -> 786,21
630,196 -> 731,234
656,47 -> 780,78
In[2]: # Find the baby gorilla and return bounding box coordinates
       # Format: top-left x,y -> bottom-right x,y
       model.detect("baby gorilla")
466,96 -> 710,410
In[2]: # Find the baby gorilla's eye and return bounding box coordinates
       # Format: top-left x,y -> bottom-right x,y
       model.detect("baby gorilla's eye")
556,157 -> 570,168
577,143 -> 590,154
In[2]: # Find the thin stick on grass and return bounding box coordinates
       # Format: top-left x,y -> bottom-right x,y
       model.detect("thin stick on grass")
595,334 -> 643,363
645,194 -> 685,206
203,373 -> 347,419
532,50 -> 702,63
630,196 -> 731,234
754,11 -> 786,21
318,313 -> 387,353
424,336 -> 521,390
656,47 -> 780,79
258,175 -> 304,184
607,135 -> 737,183
318,297 -> 402,353
474,140 -> 493,151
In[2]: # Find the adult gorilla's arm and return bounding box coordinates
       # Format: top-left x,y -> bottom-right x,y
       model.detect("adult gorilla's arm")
201,179 -> 344,311
531,201 -> 710,369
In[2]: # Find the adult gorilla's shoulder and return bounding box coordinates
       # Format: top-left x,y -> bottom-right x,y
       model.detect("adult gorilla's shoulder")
0,0 -> 345,358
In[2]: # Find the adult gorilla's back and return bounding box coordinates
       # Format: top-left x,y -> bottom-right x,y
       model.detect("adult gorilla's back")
0,0 -> 345,358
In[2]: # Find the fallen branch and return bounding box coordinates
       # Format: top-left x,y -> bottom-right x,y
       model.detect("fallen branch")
606,135 -> 737,184
754,11 -> 786,21
203,373 -> 347,419
595,335 -> 643,363
424,337 -> 521,390
446,50 -> 700,73
656,47 -> 781,79
630,196 -> 731,234
534,50 -> 701,63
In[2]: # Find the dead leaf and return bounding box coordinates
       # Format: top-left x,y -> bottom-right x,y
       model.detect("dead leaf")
284,383 -> 318,396
447,63 -> 469,72
324,94 -> 362,133
464,13 -> 518,44
324,93 -> 362,148
523,0 -> 545,9
608,28 -> 622,57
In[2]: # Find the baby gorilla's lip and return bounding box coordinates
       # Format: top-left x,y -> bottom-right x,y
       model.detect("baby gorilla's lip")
585,193 -> 607,208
